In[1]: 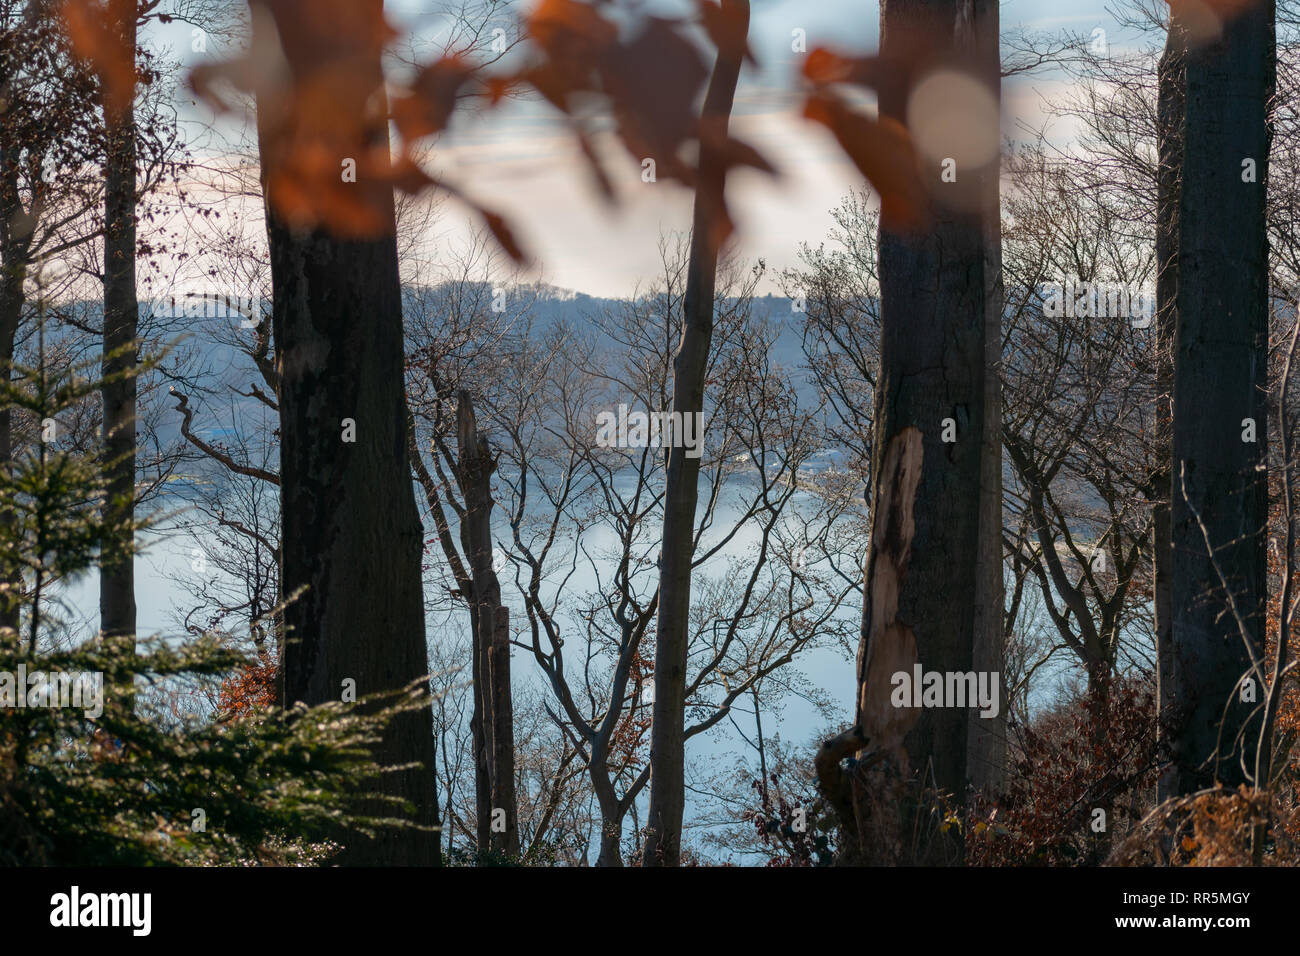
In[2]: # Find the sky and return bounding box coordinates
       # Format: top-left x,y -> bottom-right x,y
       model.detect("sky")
144,0 -> 1138,298
399,0 -> 1129,296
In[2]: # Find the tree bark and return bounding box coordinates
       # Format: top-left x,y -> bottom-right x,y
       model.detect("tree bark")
1153,21 -> 1185,803
1167,0 -> 1272,795
643,0 -> 749,868
255,0 -> 441,865
456,390 -> 517,858
100,0 -> 138,680
855,0 -> 996,864
0,148 -> 28,636
594,778 -> 626,867
966,0 -> 1005,799
488,604 -> 517,855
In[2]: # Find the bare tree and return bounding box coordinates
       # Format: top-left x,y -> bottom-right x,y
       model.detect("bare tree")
645,0 -> 750,868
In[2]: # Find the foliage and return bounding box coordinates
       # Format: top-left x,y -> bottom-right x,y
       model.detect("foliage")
742,772 -> 835,867
0,314 -> 434,866
968,676 -> 1159,866
1110,786 -> 1300,867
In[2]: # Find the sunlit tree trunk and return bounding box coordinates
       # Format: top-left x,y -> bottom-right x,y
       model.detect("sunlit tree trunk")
643,0 -> 749,868
457,391 -> 518,858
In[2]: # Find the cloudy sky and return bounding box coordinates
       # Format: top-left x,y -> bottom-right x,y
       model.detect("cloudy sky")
397,0 -> 1130,296
143,0 -> 1144,297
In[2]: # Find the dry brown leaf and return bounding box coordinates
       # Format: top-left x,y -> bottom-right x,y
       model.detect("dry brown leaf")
803,93 -> 926,231
61,0 -> 135,114
391,56 -> 475,143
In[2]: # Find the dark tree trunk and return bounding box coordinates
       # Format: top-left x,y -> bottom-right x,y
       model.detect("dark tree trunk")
596,815 -> 624,868
595,801 -> 624,868
643,0 -> 749,868
855,0 -> 996,865
967,0 -> 1005,799
0,150 -> 28,636
255,0 -> 440,865
1167,0 -> 1272,794
592,771 -> 629,867
456,391 -> 517,858
100,0 -> 138,679
488,604 -> 516,854
1153,21 -> 1185,803
470,603 -> 492,853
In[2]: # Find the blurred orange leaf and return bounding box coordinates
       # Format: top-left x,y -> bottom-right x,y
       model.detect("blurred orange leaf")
528,0 -> 619,54
61,0 -> 135,114
391,56 -> 476,142
803,93 -> 926,230
803,47 -> 884,88
479,209 -> 527,266
603,18 -> 709,183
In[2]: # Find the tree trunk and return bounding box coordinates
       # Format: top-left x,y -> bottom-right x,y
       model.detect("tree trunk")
643,0 -> 749,868
255,0 -> 440,865
596,811 -> 624,868
592,771 -> 626,867
456,390 -> 517,858
1167,0 -> 1272,794
855,0 -> 995,865
100,0 -> 138,686
470,604 -> 492,853
966,0 -> 1005,799
489,605 -> 517,856
0,149 -> 27,636
1153,21 -> 1184,803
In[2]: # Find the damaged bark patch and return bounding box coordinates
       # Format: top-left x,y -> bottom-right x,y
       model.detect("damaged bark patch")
858,425 -> 924,764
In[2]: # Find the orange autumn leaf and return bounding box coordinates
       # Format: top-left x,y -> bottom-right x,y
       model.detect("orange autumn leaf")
603,18 -> 709,184
217,657 -> 278,721
484,75 -> 517,106
520,0 -> 617,116
239,0 -> 407,237
434,179 -> 531,265
61,0 -> 135,113
1167,0 -> 1265,45
391,56 -> 476,143
479,209 -> 528,266
386,153 -> 438,196
527,0 -> 619,55
803,47 -> 884,88
803,93 -> 926,231
263,0 -> 397,74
